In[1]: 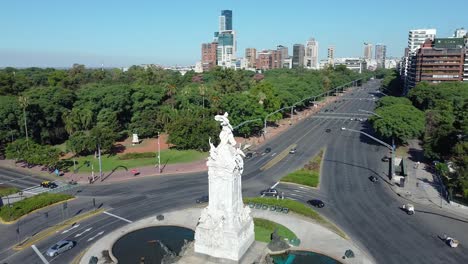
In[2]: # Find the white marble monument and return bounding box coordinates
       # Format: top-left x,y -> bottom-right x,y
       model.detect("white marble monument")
194,112 -> 255,261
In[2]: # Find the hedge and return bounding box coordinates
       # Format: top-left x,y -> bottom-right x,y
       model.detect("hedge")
0,193 -> 73,221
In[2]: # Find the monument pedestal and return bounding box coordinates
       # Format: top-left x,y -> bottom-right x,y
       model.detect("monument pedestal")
195,208 -> 254,261
193,113 -> 255,262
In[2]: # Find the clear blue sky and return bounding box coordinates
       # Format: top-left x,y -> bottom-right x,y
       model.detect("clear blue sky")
1,0 -> 466,68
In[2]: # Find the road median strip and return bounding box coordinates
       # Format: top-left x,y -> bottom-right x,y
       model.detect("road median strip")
261,144 -> 296,171
13,209 -> 104,251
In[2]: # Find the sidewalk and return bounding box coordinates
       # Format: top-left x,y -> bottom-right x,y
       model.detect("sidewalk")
392,140 -> 468,219
79,207 -> 374,264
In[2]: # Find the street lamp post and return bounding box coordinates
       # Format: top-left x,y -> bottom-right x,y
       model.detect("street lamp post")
98,144 -> 103,182
157,131 -> 161,173
341,127 -> 395,179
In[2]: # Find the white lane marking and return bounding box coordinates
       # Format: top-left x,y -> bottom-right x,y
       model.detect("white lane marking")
288,193 -> 301,196
271,153 -> 277,157
62,224 -> 80,234
271,182 -> 279,189
87,231 -> 104,242
104,211 -> 133,223
298,186 -> 307,189
75,227 -> 93,237
31,245 -> 50,264
23,190 -> 38,194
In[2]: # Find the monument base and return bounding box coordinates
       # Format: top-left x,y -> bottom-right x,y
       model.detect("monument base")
194,208 -> 255,261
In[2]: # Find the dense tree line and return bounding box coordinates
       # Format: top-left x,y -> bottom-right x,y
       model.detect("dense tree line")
370,75 -> 468,200
0,64 -> 369,161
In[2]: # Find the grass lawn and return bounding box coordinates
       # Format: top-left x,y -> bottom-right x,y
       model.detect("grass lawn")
0,186 -> 20,197
396,145 -> 409,158
245,197 -> 346,239
254,218 -> 296,243
280,149 -> 324,187
60,149 -> 207,173
0,193 -> 73,222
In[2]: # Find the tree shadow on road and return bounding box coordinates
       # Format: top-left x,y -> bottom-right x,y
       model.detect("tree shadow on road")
324,159 -> 391,183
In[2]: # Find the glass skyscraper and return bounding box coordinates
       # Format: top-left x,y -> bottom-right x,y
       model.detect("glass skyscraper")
220,10 -> 232,31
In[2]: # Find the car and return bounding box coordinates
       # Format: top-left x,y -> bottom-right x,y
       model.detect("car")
196,195 -> 209,204
349,118 -> 354,121
260,188 -> 278,197
325,128 -> 331,133
264,147 -> 272,153
245,152 -> 253,159
381,156 -> 390,162
369,176 -> 378,182
46,240 -> 75,257
40,181 -> 58,189
289,148 -> 296,154
307,199 -> 325,208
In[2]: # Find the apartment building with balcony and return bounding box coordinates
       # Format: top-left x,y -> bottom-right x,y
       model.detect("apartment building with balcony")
407,38 -> 465,88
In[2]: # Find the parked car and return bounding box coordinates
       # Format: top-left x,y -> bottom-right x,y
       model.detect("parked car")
46,240 -> 75,257
381,156 -> 390,162
307,199 -> 325,208
260,188 -> 278,197
369,176 -> 378,183
196,195 -> 209,204
40,181 -> 58,189
289,148 -> 296,154
264,147 -> 272,153
245,152 -> 253,159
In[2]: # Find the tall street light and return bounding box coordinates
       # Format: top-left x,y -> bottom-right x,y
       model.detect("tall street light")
157,131 -> 161,173
18,96 -> 29,148
341,127 -> 395,179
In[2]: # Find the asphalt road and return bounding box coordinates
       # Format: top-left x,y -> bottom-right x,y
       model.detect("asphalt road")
0,167 -> 47,189
1,80 -> 467,264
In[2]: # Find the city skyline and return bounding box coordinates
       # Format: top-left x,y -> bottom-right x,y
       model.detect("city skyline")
1,0 -> 467,68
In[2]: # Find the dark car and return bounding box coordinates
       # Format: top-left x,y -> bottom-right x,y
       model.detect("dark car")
325,128 -> 331,133
308,199 -> 325,208
381,156 -> 390,162
196,195 -> 209,204
245,152 -> 253,159
264,147 -> 272,154
369,176 -> 378,183
40,181 -> 58,189
260,188 -> 278,197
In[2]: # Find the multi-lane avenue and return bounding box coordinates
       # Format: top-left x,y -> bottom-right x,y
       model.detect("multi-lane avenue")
1,79 -> 467,264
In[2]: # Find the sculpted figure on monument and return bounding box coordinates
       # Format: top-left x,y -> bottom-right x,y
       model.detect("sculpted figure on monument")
214,112 -> 236,147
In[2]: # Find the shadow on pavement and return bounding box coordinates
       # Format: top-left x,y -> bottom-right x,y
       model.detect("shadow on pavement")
101,166 -> 128,182
415,209 -> 468,224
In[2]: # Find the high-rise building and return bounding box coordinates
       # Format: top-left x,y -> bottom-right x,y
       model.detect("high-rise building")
407,38 -> 465,89
363,43 -> 373,60
454,28 -> 467,38
375,44 -> 386,69
292,44 -> 305,68
219,10 -> 232,31
327,46 -> 335,65
217,31 -> 236,67
277,45 -> 289,67
255,49 -> 282,70
245,48 -> 256,68
408,29 -> 437,54
216,10 -> 236,68
256,50 -> 272,70
305,38 -> 319,69
201,42 -> 218,71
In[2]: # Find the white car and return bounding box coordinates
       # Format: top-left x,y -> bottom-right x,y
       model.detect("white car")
46,240 -> 75,257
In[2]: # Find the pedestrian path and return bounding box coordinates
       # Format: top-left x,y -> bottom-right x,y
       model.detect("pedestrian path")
392,140 -> 468,219
1,181 -> 77,205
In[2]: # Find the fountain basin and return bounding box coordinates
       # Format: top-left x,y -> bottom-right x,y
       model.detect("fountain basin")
112,226 -> 194,264
271,250 -> 343,264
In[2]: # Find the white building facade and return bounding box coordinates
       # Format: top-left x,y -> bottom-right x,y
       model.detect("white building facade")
305,38 -> 319,69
